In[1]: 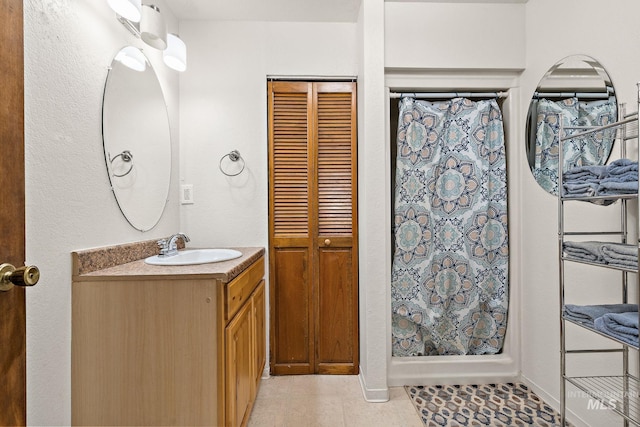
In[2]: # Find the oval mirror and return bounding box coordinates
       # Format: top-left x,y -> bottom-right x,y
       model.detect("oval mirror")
526,55 -> 617,195
102,46 -> 172,231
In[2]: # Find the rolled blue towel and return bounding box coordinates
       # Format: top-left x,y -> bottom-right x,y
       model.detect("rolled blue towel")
594,312 -> 639,347
563,304 -> 638,327
563,241 -> 605,262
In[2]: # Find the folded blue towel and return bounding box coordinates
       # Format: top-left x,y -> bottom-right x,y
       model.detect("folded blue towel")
563,182 -> 599,191
601,243 -> 638,270
601,243 -> 637,260
563,304 -> 638,327
607,158 -> 638,175
563,241 -> 605,262
564,164 -> 608,179
594,312 -> 639,347
597,180 -> 638,194
562,159 -> 638,199
563,182 -> 598,197
563,171 -> 603,182
601,171 -> 638,183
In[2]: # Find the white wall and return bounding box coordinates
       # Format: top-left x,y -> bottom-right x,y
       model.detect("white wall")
24,1 -> 180,424
385,2 -> 525,70
357,0 -> 390,401
521,1 -> 640,425
178,20 -> 357,249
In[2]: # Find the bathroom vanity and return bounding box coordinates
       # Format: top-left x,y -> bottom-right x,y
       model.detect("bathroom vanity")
71,242 -> 265,426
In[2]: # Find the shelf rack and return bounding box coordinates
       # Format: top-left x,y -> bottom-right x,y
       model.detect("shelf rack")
558,87 -> 640,426
567,375 -> 640,423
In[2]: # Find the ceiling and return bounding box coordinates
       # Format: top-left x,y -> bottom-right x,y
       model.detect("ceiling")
161,0 -> 527,21
162,0 -> 363,22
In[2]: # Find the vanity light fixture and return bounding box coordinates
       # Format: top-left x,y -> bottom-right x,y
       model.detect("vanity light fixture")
163,33 -> 187,71
114,45 -> 147,72
140,4 -> 167,50
107,0 -> 141,22
108,1 -> 187,72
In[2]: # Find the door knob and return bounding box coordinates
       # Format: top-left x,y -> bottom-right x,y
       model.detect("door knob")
0,263 -> 40,292
324,239 -> 331,246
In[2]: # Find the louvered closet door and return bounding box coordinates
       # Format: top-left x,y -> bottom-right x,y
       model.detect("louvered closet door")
268,81 -> 358,376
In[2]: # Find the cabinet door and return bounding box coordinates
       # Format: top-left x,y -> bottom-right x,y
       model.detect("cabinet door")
226,301 -> 253,427
253,281 -> 266,386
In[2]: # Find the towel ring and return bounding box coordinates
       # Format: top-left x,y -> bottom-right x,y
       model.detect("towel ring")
110,150 -> 134,177
219,150 -> 245,176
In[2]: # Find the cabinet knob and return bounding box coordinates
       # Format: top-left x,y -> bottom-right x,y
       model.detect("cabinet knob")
324,239 -> 331,246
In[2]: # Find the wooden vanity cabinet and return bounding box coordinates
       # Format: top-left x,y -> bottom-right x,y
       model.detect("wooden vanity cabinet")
72,254 -> 265,427
221,260 -> 266,427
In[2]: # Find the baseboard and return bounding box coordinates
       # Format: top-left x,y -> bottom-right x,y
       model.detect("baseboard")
358,369 -> 390,402
387,353 -> 519,387
261,365 -> 270,380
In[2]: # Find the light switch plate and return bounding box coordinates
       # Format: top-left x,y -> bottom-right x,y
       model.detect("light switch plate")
180,184 -> 194,204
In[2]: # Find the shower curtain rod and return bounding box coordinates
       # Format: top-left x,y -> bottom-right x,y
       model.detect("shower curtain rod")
532,91 -> 611,99
389,91 -> 508,99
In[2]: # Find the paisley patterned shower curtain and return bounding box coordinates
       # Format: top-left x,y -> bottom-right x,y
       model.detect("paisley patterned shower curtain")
391,97 -> 509,356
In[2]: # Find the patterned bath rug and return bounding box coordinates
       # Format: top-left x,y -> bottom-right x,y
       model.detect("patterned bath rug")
406,383 -> 568,426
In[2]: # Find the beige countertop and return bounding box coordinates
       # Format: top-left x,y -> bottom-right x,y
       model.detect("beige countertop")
74,246 -> 265,283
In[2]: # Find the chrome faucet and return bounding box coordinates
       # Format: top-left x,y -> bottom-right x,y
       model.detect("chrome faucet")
157,233 -> 190,257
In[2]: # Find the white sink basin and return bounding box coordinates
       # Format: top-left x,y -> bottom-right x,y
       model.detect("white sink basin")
144,249 -> 242,266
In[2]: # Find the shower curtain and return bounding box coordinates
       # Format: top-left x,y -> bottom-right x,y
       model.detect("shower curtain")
532,97 -> 617,194
391,97 -> 509,356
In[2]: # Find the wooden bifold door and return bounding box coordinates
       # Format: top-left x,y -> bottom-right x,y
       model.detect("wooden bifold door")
268,80 -> 358,375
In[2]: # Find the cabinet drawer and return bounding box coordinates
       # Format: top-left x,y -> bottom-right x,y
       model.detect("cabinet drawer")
226,257 -> 265,321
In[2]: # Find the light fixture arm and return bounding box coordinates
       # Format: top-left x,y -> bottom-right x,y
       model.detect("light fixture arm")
117,14 -> 142,38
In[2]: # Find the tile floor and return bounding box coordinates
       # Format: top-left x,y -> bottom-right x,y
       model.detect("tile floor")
247,375 -> 423,427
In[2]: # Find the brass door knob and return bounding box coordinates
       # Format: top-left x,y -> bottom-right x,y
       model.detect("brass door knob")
324,239 -> 331,246
0,263 -> 40,292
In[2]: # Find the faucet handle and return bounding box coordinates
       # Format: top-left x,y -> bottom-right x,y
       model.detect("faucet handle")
157,239 -> 167,249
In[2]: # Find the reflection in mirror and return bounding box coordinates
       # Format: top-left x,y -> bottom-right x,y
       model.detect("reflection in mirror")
103,46 -> 172,231
526,55 -> 617,195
